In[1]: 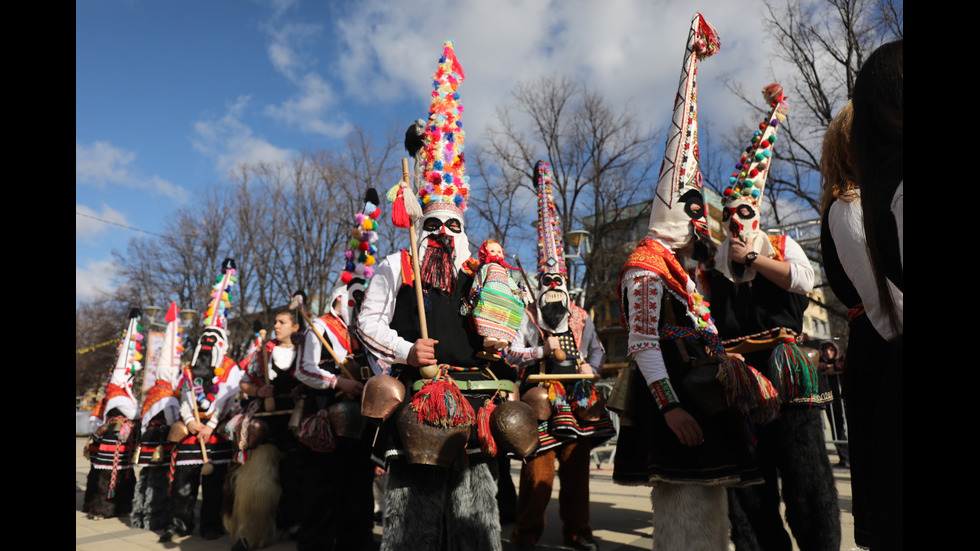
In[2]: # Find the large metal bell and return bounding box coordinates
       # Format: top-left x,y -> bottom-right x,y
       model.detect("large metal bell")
521,386 -> 552,421
327,400 -> 367,439
361,374 -> 406,424
395,405 -> 469,467
490,401 -> 540,459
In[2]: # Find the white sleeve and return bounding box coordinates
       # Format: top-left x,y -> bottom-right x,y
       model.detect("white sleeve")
782,236 -> 815,295
891,182 -> 903,269
296,320 -> 340,390
583,317 -> 605,370
622,267 -> 668,385
504,314 -> 545,367
356,254 -> 414,365
828,200 -> 903,340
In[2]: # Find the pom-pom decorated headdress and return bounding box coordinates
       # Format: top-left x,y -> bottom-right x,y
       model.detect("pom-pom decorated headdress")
202,258 -> 237,329
90,308 -> 143,426
721,83 -> 789,242
416,40 -> 469,218
647,13 -> 720,249
535,161 -> 566,277
342,188 -> 382,285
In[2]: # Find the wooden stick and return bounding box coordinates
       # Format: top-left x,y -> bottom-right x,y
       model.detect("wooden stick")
259,329 -> 276,413
527,373 -> 600,382
401,158 -> 438,379
402,157 -> 429,340
184,370 -> 213,476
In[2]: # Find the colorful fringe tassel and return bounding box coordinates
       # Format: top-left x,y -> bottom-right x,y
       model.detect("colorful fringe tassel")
769,339 -> 819,403
546,381 -> 568,409
718,356 -> 780,424
411,377 -> 475,428
570,380 -> 599,409
476,399 -> 498,457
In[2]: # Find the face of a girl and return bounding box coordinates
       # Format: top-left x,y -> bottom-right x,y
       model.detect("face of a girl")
486,242 -> 503,258
274,313 -> 299,342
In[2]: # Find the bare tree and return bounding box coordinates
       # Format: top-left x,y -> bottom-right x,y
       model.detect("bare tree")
478,74 -> 659,308
715,0 -> 903,221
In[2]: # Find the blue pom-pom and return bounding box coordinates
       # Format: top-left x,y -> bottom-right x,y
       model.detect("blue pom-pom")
763,149 -> 772,158
456,121 -> 462,127
729,177 -> 737,184
439,57 -> 446,63
753,130 -> 761,137
433,160 -> 443,170
454,195 -> 463,206
446,132 -> 454,143
346,261 -> 355,271
771,119 -> 778,127
444,174 -> 453,183
751,189 -> 761,197
453,92 -> 460,100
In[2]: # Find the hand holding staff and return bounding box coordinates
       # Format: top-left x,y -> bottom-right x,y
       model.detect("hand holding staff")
511,255 -> 566,362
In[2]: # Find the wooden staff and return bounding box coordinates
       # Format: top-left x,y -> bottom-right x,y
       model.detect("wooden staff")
183,367 -> 214,476
399,157 -> 438,379
259,329 -> 276,412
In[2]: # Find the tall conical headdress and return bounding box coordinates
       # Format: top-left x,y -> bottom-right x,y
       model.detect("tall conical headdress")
535,161 -> 566,277
90,308 -> 143,427
202,258 -> 237,329
417,40 -> 469,218
647,13 -> 720,249
141,302 -> 183,427
722,83 -> 789,242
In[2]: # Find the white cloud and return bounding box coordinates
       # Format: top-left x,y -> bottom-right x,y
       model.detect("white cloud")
76,203 -> 129,242
192,95 -> 295,174
259,10 -> 350,137
76,141 -> 189,202
76,259 -> 119,301
328,1 -> 796,147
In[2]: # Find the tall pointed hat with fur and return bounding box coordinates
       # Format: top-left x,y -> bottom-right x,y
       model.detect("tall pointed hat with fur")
536,160 -> 566,277
141,302 -> 183,429
647,13 -> 720,249
192,258 -> 237,370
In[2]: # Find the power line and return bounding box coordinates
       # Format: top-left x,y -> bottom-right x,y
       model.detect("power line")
76,210 -> 165,238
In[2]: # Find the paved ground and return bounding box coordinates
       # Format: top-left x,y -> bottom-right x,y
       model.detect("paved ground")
76,436 -> 858,550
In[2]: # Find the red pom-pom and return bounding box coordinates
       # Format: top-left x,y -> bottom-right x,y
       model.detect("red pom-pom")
369,208 -> 381,219
341,272 -> 353,284
358,241 -> 370,251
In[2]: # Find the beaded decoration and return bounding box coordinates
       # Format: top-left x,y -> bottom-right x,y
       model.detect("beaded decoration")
535,160 -> 566,276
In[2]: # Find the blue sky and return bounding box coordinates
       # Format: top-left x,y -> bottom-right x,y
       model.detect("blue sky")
77,0 -> 828,302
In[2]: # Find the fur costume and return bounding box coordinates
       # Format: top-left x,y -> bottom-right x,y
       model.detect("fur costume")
382,462 -> 501,551
222,443 -> 282,549
651,484 -> 729,551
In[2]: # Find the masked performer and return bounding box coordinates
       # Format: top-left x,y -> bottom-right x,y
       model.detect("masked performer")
83,308 -> 143,520
358,41 -> 524,551
161,258 -> 243,542
612,15 -> 766,551
702,85 -> 839,551
506,161 -> 614,551
132,303 -> 183,530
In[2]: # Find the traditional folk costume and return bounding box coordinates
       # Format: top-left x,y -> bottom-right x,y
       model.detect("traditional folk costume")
358,41 -> 522,551
162,259 -> 243,542
611,15 -> 766,551
821,189 -> 902,547
283,189 -> 383,551
131,302 -> 183,530
83,308 -> 143,520
506,160 -> 614,551
704,85 -> 839,551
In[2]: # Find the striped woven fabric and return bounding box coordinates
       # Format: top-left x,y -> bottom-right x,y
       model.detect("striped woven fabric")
472,265 -> 523,342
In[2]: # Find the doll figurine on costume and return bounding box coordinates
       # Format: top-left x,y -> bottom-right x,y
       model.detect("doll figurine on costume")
470,239 -> 525,360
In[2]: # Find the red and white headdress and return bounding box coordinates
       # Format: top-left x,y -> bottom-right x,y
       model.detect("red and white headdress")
647,13 -> 720,249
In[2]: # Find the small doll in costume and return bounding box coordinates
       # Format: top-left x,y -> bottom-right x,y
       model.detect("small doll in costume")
470,239 -> 525,360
